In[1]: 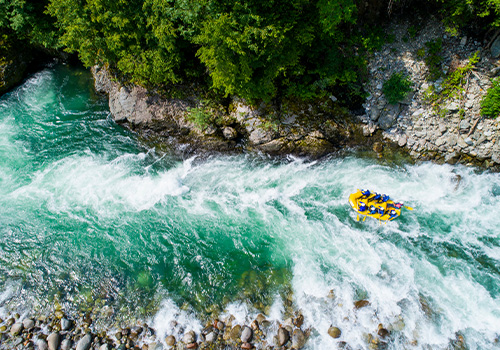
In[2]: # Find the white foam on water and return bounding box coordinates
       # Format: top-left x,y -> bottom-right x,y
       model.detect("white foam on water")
151,299 -> 203,346
222,302 -> 252,325
7,153 -> 190,216
280,160 -> 500,350
0,282 -> 18,319
17,70 -> 58,114
415,257 -> 500,340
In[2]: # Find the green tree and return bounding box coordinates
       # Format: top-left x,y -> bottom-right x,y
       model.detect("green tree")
195,0 -> 358,101
438,0 -> 500,28
0,0 -> 58,48
47,0 -> 185,85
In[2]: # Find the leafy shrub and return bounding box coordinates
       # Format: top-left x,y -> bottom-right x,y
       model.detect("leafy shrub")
424,39 -> 443,81
186,107 -> 215,130
361,27 -> 393,54
481,78 -> 500,118
424,52 -> 479,117
382,73 -> 413,104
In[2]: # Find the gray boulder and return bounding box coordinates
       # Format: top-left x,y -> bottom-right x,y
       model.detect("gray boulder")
491,35 -> 500,58
60,318 -> 72,331
22,318 -> 35,330
47,332 -> 60,350
182,330 -> 196,344
222,127 -> 238,140
10,323 -> 23,336
249,128 -> 275,145
205,331 -> 216,343
37,339 -> 48,350
76,334 -> 92,350
240,325 -> 253,343
149,342 -> 163,350
292,329 -> 307,349
60,339 -> 72,350
377,104 -> 401,130
277,327 -> 290,346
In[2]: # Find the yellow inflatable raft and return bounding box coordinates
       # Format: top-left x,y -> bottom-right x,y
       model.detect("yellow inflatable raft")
349,189 -> 407,222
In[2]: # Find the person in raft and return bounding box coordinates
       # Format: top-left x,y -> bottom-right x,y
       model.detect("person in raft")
388,202 -> 403,209
380,194 -> 389,203
369,193 -> 381,202
361,189 -> 371,198
358,201 -> 367,212
369,205 -> 377,214
377,206 -> 384,215
389,209 -> 398,219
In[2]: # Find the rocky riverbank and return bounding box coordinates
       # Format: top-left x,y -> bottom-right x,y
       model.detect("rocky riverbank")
0,295 -> 408,350
360,18 -> 500,169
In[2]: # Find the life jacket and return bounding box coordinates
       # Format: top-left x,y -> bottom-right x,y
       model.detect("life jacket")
377,206 -> 384,215
373,193 -> 381,201
358,202 -> 367,212
395,203 -> 403,209
389,209 -> 398,218
369,205 -> 377,214
361,189 -> 370,197
381,194 -> 389,202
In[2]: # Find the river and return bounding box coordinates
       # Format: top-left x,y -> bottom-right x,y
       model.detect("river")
0,65 -> 499,349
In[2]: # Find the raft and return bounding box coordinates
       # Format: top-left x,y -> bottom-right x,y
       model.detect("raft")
348,189 -> 403,222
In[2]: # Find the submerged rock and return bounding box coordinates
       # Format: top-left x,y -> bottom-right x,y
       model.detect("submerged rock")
165,335 -> 176,347
61,339 -> 72,350
10,322 -> 23,336
61,318 -> 72,331
205,331 -> 216,343
230,325 -> 241,341
292,329 -> 307,349
328,326 -> 342,339
354,300 -> 370,309
37,339 -> 49,350
373,142 -> 384,153
377,324 -> 389,339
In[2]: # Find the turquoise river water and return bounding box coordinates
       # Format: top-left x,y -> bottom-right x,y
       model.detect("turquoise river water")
0,65 -> 499,349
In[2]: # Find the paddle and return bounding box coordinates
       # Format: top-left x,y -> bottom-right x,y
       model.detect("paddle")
404,206 -> 414,211
363,215 -> 367,222
357,214 -> 359,221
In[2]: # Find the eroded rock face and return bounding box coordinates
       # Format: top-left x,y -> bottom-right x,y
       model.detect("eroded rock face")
91,66 -> 359,159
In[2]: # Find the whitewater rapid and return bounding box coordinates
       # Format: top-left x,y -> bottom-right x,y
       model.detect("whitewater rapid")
0,66 -> 499,350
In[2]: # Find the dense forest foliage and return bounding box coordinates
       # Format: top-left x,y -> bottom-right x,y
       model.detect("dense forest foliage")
1,0 -> 500,103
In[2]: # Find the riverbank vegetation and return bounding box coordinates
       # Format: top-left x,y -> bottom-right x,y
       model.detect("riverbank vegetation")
1,0 -> 500,105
